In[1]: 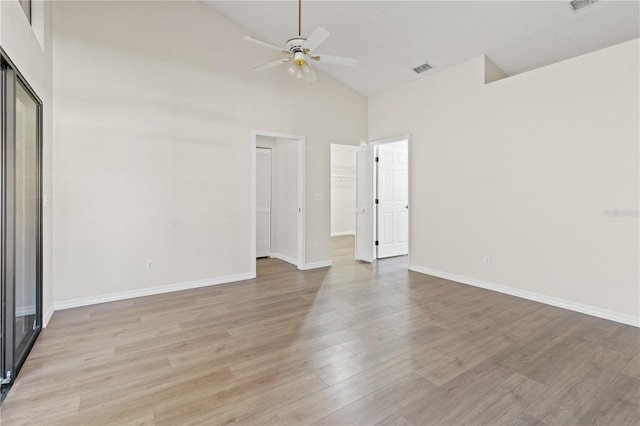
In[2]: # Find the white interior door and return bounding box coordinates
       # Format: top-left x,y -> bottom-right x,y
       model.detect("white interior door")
355,146 -> 374,262
376,141 -> 409,258
256,148 -> 271,258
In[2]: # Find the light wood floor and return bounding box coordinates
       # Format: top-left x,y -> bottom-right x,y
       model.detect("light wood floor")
1,236 -> 639,425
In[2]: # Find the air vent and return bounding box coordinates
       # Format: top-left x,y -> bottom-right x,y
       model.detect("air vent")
412,62 -> 433,74
569,0 -> 599,12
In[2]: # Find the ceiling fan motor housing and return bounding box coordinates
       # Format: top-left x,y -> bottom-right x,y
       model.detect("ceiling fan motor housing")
286,38 -> 307,54
286,38 -> 309,67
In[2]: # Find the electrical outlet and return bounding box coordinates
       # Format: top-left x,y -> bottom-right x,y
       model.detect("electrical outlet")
313,241 -> 319,250
146,260 -> 154,270
483,256 -> 491,265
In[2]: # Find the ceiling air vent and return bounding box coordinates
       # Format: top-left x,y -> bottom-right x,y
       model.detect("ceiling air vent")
569,0 -> 599,12
412,62 -> 433,74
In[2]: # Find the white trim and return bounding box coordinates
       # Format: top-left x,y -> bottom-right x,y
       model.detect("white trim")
43,304 -> 55,328
270,252 -> 298,266
251,132 -> 257,278
298,135 -> 306,271
54,272 -> 254,311
251,130 -> 306,275
299,260 -> 333,270
331,231 -> 355,237
354,146 -> 375,262
409,265 -> 640,327
369,135 -> 412,145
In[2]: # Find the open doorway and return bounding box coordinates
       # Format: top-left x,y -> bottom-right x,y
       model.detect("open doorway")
355,136 -> 410,262
330,144 -> 357,237
330,144 -> 358,263
251,131 -> 305,277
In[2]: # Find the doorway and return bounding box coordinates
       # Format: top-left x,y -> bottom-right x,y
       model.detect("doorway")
355,136 -> 410,262
330,144 -> 357,238
330,143 -> 358,264
251,131 -> 305,276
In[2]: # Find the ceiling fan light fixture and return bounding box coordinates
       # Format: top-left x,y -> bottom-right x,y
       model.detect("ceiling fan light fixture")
288,62 -> 298,76
287,51 -> 313,80
304,66 -> 317,82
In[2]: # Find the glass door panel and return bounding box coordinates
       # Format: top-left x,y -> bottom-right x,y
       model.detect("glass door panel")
14,81 -> 39,365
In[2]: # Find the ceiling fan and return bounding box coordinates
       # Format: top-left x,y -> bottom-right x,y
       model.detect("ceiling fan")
244,0 -> 358,82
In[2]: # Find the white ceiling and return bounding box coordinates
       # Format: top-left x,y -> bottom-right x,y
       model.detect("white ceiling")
204,1 -> 640,96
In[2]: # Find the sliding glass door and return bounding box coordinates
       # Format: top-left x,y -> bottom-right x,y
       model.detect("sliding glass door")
1,54 -> 42,397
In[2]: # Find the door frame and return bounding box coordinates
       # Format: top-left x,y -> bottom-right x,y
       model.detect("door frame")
369,135 -> 411,262
250,130 -> 305,276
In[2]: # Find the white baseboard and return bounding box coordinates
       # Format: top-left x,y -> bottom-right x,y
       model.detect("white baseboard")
299,260 -> 333,270
43,304 -> 55,328
54,272 -> 254,311
331,231 -> 355,237
409,265 -> 639,328
270,253 -> 299,266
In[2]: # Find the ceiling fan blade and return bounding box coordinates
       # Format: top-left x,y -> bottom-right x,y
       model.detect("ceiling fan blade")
251,57 -> 291,71
244,35 -> 288,54
302,27 -> 330,53
310,54 -> 358,67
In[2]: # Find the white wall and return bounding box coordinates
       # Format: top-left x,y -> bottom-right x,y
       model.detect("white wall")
331,144 -> 357,236
369,40 -> 640,324
0,0 -> 54,324
52,1 -> 367,305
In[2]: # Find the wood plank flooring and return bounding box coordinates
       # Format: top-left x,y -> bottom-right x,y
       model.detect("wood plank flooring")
1,236 -> 638,425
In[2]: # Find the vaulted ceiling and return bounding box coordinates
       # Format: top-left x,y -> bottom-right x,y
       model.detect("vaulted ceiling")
204,1 -> 640,96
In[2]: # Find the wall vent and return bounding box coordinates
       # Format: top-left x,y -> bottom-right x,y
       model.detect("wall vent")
412,62 -> 433,74
569,0 -> 599,12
